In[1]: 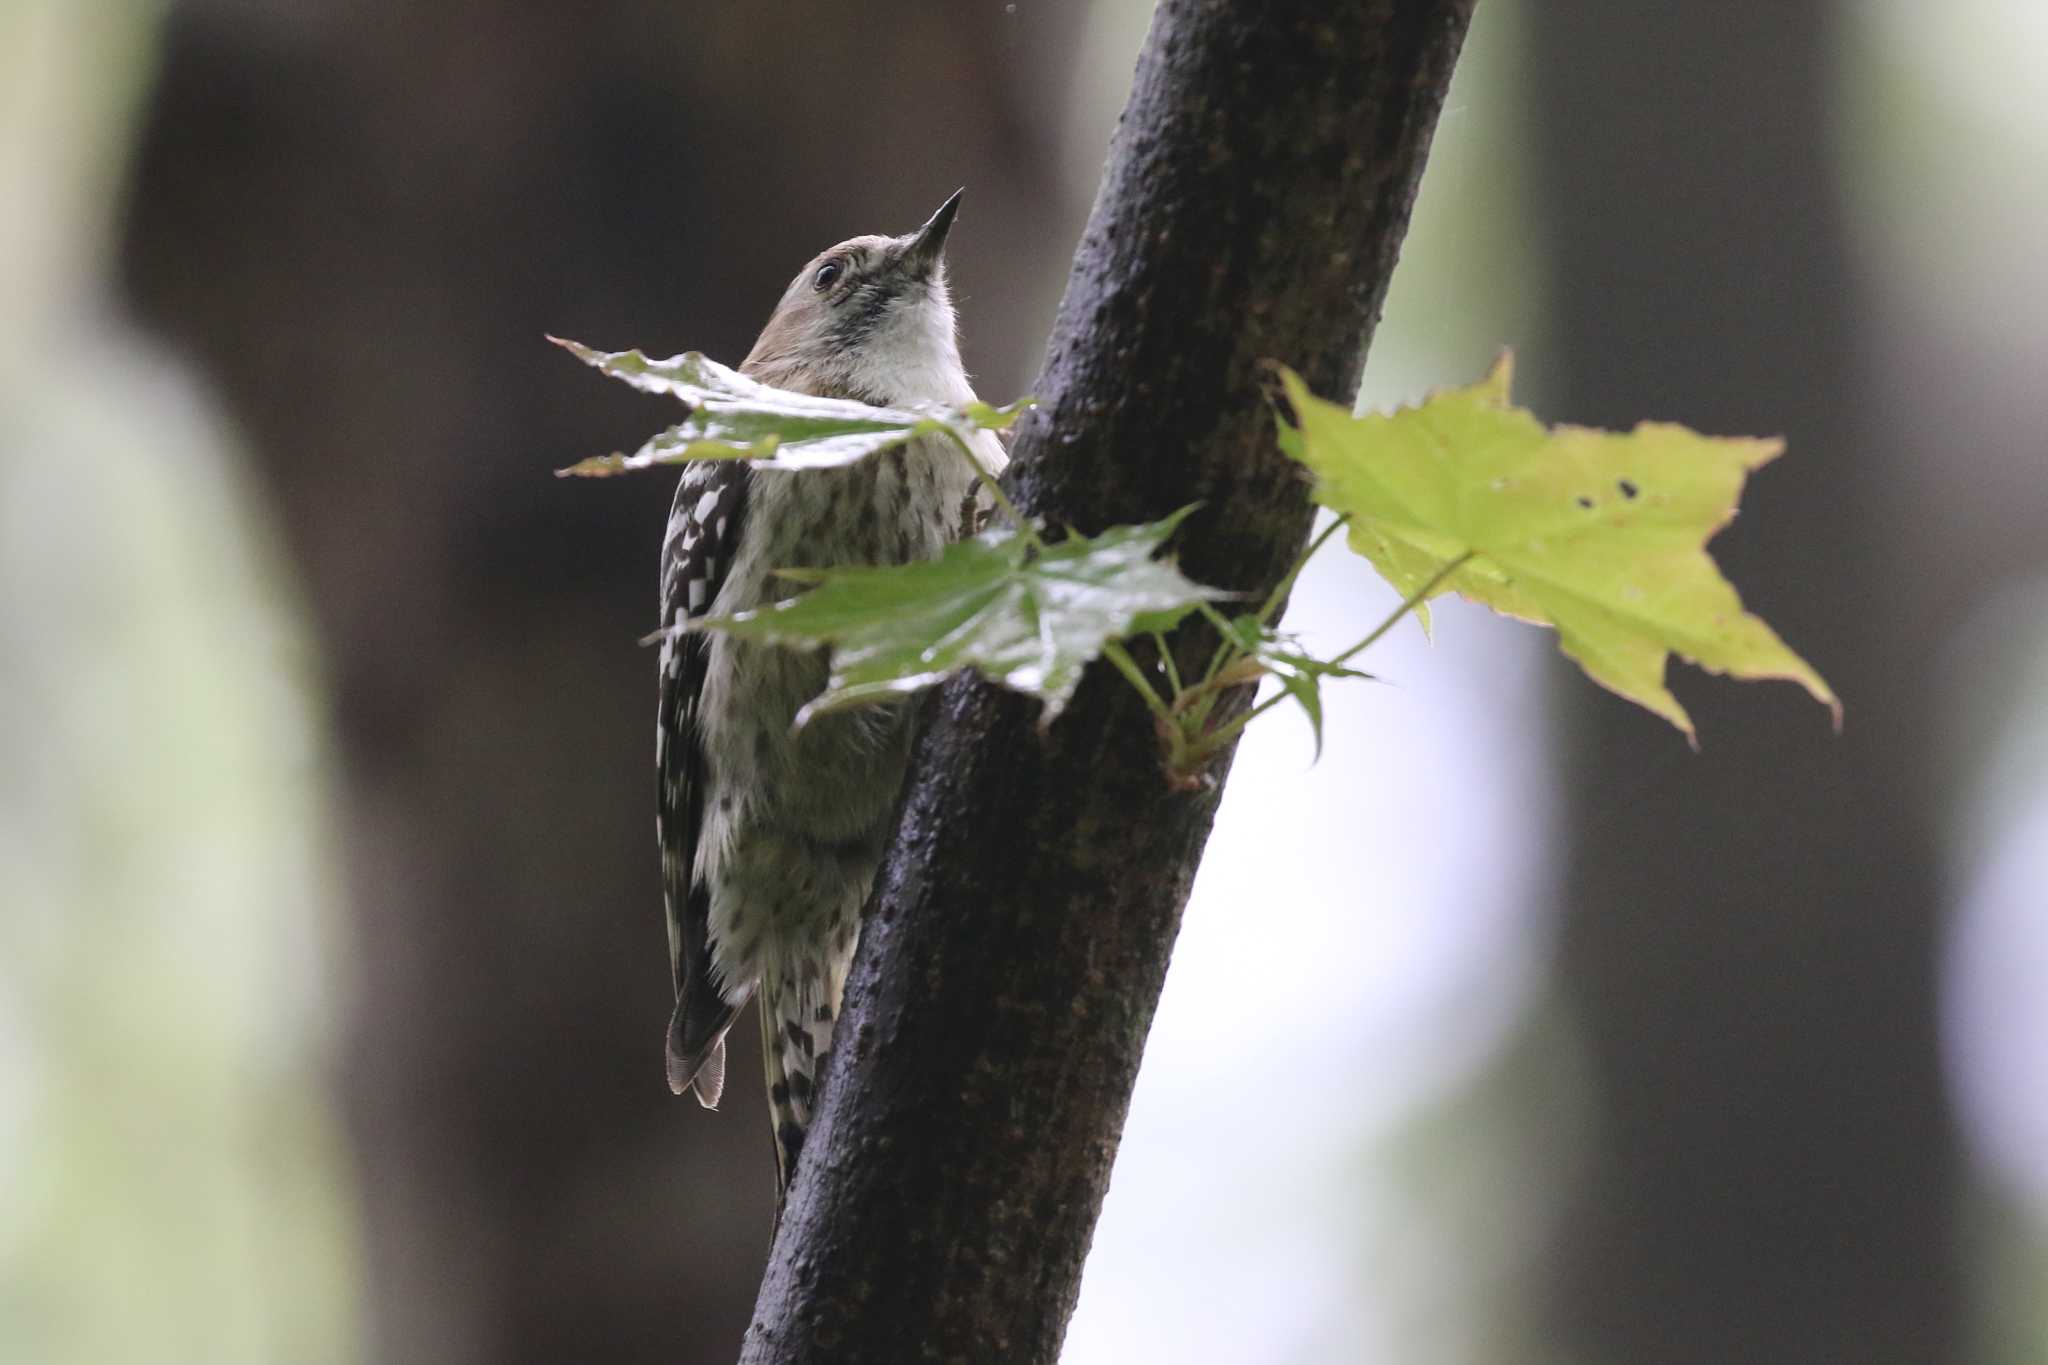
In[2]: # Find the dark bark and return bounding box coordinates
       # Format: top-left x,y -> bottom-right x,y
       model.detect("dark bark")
742,3 -> 1476,1361
1529,2 -> 1961,1361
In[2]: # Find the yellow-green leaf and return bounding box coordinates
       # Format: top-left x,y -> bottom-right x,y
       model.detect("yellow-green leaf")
1274,355 -> 1838,741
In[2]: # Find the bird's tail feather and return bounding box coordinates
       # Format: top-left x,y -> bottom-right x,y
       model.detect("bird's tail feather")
760,965 -> 844,1198
667,990 -> 743,1109
689,1037 -> 725,1108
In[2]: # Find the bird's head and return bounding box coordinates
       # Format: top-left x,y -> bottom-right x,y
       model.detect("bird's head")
742,189 -> 972,407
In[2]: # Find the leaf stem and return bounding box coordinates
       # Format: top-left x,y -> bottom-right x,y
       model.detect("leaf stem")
1196,512 -> 1349,689
1102,639 -> 1175,725
1156,601 -> 1256,736
1256,512 -> 1349,626
1151,631 -> 1185,695
1328,551 -> 1475,669
1196,605 -> 1243,690
1178,550 -> 1476,766
1193,599 -> 1240,640
1196,686 -> 1296,753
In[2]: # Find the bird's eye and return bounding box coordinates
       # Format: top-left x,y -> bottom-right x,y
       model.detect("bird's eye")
812,260 -> 842,291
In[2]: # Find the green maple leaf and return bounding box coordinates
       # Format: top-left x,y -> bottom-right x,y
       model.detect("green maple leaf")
668,508 -> 1221,726
1274,355 -> 1839,741
548,338 -> 1028,476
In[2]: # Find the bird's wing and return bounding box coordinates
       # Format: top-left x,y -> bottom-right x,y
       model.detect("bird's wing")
657,460 -> 752,1106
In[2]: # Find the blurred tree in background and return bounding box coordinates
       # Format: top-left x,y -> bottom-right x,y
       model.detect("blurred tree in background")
1,4 -> 356,1362
1530,2 -> 1957,1360
111,3 -> 1082,1363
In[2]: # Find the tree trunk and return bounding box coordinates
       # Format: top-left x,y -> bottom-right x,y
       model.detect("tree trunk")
742,3 -> 1477,1361
1528,2 -> 1962,1360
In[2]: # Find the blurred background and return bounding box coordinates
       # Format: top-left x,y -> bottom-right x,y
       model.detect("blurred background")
3,0 -> 2044,1361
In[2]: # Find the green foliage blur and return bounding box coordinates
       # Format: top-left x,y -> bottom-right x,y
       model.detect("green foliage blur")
0,3 -> 357,1361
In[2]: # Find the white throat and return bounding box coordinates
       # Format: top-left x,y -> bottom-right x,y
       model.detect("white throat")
844,282 -> 976,408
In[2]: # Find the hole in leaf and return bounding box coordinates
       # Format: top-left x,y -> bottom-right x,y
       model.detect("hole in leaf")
1618,478 -> 1640,500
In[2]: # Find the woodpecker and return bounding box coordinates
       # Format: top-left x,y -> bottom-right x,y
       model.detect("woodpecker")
656,190 -> 1005,1197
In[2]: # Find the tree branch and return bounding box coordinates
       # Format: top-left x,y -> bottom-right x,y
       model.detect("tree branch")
741,3 -> 1475,1360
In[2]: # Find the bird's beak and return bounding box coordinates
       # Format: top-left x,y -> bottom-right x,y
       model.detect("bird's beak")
901,188 -> 964,275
